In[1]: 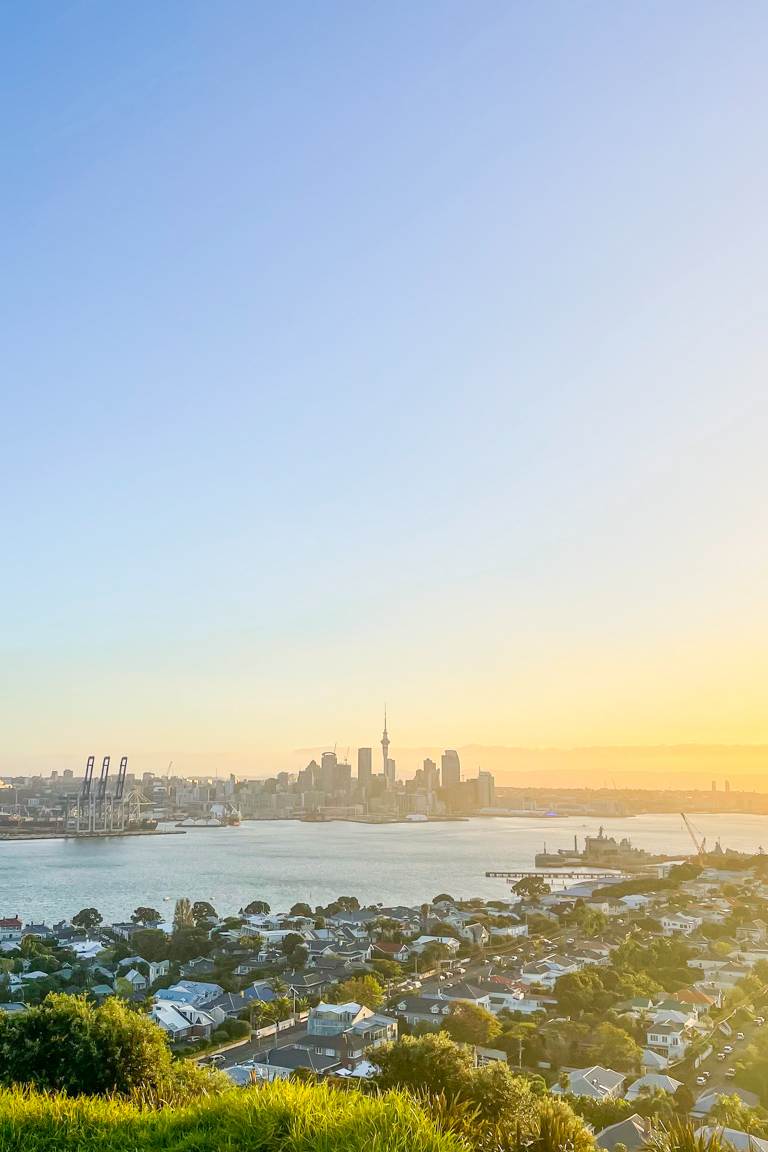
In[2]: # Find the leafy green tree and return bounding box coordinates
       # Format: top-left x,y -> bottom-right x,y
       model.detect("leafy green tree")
168,928 -> 213,963
707,1093 -> 768,1135
432,893 -> 455,905
192,901 -> 217,926
288,944 -> 308,969
290,903 -> 312,917
335,896 -> 360,912
280,932 -> 305,958
589,1022 -> 642,1072
512,876 -> 551,901
373,1032 -> 476,1095
131,907 -> 162,926
444,1002 -> 501,1047
131,928 -> 168,962
71,908 -> 102,932
0,994 -> 172,1095
329,975 -> 385,1010
243,900 -> 270,915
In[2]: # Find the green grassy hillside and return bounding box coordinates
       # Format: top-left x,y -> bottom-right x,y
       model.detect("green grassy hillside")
0,1079 -> 462,1152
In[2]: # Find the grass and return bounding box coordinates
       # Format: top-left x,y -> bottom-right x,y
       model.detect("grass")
0,1079 -> 464,1151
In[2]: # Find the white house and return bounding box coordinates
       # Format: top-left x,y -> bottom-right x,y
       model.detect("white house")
625,1073 -> 682,1100
409,935 -> 461,955
646,1022 -> 688,1057
661,913 -> 702,936
552,1066 -> 625,1101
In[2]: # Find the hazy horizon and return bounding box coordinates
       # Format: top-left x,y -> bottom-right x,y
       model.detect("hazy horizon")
5,741 -> 768,793
3,3 -> 768,774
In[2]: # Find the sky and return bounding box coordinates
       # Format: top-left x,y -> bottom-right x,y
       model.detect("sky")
2,1 -> 768,782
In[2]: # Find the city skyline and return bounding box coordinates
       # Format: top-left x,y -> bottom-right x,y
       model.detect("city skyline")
3,3 -> 768,775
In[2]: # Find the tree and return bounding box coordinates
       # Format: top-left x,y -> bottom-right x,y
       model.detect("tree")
512,876 -> 551,901
290,903 -> 312,917
191,901 -> 217,927
589,1022 -> 642,1072
335,896 -> 360,912
0,993 -> 174,1096
643,1119 -> 729,1152
168,928 -> 213,963
71,908 -> 102,933
373,1032 -> 475,1096
243,900 -> 270,915
329,975 -> 385,1010
288,944 -> 308,969
280,933 -> 305,958
432,893 -> 455,906
131,907 -> 162,926
172,898 -> 195,932
444,1002 -> 501,1047
131,928 -> 169,962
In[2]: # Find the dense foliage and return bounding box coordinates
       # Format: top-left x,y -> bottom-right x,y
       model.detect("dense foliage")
0,994 -> 220,1101
0,1079 -> 460,1152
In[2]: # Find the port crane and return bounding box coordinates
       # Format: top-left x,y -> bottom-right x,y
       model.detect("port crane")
681,812 -> 707,858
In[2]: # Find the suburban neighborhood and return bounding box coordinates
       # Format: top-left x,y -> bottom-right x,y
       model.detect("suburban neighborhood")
4,854 -> 768,1148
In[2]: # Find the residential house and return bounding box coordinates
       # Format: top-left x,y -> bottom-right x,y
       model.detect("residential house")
551,1066 -> 625,1101
645,1022 -> 688,1058
0,918 -> 22,944
694,1129 -> 768,1152
409,935 -> 461,956
691,1087 -> 760,1120
372,942 -> 411,964
153,980 -> 223,1007
391,994 -> 452,1029
150,1000 -> 216,1042
625,1073 -> 682,1100
249,1046 -> 341,1081
661,913 -> 703,936
596,1115 -> 648,1152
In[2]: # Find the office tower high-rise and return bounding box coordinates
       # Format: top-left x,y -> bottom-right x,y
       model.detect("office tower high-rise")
357,747 -> 372,788
477,770 -> 495,808
423,758 -> 439,791
725,779 -> 731,793
441,749 -> 461,788
711,780 -> 717,791
320,751 -> 337,792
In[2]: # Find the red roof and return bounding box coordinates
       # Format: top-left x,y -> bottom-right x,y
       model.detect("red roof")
0,917 -> 21,929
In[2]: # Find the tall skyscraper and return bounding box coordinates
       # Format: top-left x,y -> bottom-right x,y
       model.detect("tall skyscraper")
441,749 -> 461,788
357,747 -> 372,788
477,770 -> 495,808
382,709 -> 394,786
320,751 -> 337,792
423,758 -> 439,791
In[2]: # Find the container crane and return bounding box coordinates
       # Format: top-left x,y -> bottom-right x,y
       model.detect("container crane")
681,812 -> 707,857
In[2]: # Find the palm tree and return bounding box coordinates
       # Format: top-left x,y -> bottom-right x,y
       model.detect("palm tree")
642,1120 -> 729,1152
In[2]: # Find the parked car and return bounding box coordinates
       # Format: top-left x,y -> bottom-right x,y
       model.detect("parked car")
723,1045 -> 733,1054
725,1068 -> 737,1079
737,1032 -> 745,1041
696,1076 -> 707,1086
717,1052 -> 727,1061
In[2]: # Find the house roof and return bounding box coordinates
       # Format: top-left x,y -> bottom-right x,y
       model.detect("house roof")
626,1073 -> 682,1098
596,1115 -> 647,1152
257,1045 -> 340,1073
695,1129 -> 768,1152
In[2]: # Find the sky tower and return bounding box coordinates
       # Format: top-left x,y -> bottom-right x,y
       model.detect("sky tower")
381,707 -> 393,785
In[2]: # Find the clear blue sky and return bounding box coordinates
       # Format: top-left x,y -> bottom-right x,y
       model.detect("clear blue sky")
2,1 -> 768,776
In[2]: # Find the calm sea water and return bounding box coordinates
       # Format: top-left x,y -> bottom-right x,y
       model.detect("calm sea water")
1,813 -> 767,923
